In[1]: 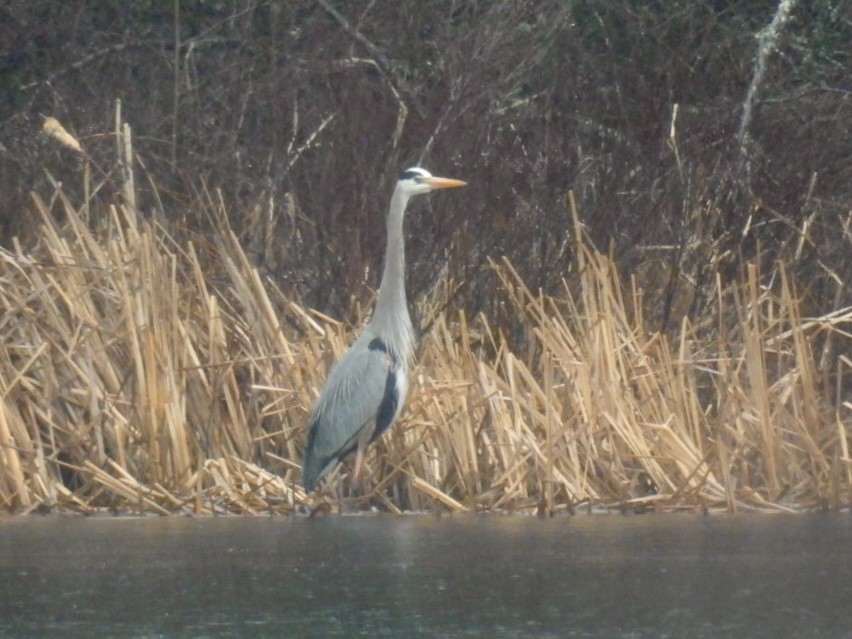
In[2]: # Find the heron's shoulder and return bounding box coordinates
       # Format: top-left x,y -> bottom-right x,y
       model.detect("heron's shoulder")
312,334 -> 394,419
323,333 -> 392,382
359,325 -> 413,365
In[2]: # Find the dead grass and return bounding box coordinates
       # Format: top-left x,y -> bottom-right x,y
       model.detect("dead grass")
1,147 -> 850,516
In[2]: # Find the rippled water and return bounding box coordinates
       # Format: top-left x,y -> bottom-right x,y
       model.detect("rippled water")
1,513 -> 850,638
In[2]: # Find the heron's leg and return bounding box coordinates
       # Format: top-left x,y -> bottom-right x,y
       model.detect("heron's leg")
353,447 -> 364,483
352,425 -> 373,484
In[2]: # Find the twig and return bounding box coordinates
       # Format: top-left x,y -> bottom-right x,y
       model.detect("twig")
171,0 -> 181,166
314,0 -> 426,119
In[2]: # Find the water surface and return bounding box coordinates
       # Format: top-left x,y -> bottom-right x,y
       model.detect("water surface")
1,513 -> 850,638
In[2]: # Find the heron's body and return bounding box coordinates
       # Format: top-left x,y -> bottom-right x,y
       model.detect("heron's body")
302,168 -> 466,492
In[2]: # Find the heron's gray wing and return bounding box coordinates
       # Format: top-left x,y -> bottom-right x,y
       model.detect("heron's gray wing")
302,337 -> 395,490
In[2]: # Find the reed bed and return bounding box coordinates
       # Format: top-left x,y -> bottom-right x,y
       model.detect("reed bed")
1,181 -> 850,516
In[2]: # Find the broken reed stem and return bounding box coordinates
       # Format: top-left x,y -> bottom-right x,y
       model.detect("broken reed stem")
544,350 -> 554,515
0,182 -> 850,515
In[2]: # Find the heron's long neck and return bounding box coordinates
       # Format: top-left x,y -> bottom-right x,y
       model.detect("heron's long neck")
371,188 -> 414,363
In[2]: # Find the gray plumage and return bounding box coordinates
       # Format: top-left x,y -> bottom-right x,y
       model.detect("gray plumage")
302,167 -> 466,491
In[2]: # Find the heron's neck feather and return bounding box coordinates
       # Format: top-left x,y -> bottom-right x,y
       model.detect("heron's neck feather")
371,187 -> 415,365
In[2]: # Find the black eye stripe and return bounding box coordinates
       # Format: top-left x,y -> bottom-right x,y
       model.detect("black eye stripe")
399,169 -> 424,181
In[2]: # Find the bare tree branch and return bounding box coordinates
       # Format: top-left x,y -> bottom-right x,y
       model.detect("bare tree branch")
314,0 -> 426,119
737,0 -> 799,172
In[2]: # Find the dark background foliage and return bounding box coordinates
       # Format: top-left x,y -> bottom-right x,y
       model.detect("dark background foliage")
1,0 -> 850,331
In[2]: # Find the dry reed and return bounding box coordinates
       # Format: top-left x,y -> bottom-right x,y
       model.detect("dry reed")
1,133 -> 850,516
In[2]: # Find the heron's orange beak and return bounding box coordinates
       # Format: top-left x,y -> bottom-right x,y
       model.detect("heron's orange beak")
425,176 -> 467,189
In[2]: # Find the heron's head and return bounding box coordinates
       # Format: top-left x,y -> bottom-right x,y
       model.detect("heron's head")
397,167 -> 467,197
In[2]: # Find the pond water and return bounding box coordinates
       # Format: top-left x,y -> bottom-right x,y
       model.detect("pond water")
1,513 -> 850,638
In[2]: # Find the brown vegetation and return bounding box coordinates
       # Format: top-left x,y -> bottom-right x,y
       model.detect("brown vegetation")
1,153 -> 849,514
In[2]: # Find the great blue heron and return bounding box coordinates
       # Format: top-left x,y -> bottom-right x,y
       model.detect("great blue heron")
302,167 -> 467,491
